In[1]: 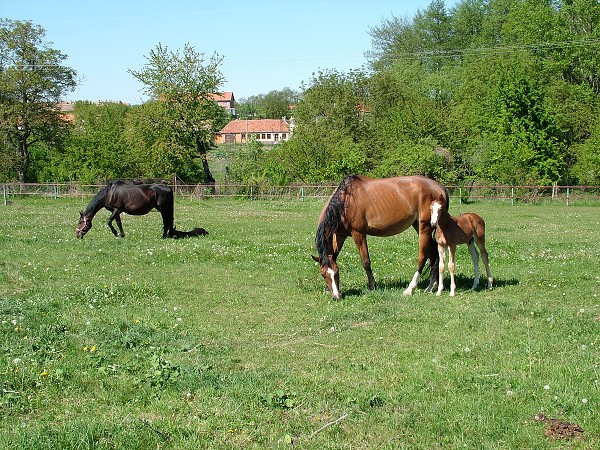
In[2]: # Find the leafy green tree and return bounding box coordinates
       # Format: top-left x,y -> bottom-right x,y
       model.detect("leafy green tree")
571,119 -> 600,185
236,88 -> 299,119
53,102 -> 130,183
483,74 -> 566,184
0,19 -> 77,182
128,43 -> 227,182
372,139 -> 450,182
276,69 -> 368,182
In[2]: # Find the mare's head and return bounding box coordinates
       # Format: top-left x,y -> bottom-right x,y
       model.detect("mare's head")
76,212 -> 92,238
312,254 -> 341,300
429,198 -> 447,227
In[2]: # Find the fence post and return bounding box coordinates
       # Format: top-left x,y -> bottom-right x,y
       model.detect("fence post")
301,187 -> 304,202
511,187 -> 514,207
459,187 -> 462,206
3,185 -> 6,206
566,187 -> 570,206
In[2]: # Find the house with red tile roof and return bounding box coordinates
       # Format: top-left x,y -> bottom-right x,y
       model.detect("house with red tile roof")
216,118 -> 291,144
210,92 -> 236,116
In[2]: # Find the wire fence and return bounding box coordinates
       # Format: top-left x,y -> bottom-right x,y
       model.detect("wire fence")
2,182 -> 600,206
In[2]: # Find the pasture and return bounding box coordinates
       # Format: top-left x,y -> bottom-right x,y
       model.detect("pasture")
1,196 -> 598,449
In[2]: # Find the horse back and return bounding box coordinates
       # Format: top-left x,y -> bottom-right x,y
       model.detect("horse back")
455,213 -> 485,240
347,175 -> 447,236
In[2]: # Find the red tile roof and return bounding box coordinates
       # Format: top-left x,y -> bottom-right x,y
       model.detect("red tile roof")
219,119 -> 289,134
211,92 -> 235,102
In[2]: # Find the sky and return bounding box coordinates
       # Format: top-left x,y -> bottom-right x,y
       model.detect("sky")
4,0 -> 454,104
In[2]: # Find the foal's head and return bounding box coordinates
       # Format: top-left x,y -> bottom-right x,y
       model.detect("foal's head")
76,212 -> 92,238
429,198 -> 447,227
312,254 -> 341,300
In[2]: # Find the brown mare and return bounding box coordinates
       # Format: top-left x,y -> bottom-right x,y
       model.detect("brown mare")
430,200 -> 493,296
313,175 -> 449,299
76,181 -> 175,238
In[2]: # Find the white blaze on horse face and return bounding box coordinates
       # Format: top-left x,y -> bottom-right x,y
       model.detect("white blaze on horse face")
430,201 -> 442,226
327,267 -> 340,299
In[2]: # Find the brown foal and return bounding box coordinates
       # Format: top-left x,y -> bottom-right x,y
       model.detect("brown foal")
430,200 -> 493,296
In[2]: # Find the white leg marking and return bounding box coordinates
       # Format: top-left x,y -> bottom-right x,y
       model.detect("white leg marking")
404,271 -> 420,295
437,244 -> 446,296
449,246 -> 457,296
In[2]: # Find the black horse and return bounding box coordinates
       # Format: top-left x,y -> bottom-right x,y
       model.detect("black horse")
76,181 -> 175,238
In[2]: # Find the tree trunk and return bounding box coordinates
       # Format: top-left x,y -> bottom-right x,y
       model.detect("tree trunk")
197,140 -> 215,185
18,139 -> 29,183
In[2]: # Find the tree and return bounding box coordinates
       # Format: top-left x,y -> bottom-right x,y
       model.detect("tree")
276,70 -> 368,182
58,102 -> 130,183
236,88 -> 299,119
128,43 -> 227,183
0,19 -> 77,182
483,74 -> 566,184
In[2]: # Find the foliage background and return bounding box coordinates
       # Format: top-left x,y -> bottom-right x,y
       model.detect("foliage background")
3,0 -> 600,186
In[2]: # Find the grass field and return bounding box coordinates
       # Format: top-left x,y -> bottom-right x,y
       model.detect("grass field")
1,196 -> 598,449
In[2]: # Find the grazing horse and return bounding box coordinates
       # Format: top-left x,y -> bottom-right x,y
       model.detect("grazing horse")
430,200 -> 493,296
76,181 -> 174,238
313,175 -> 449,299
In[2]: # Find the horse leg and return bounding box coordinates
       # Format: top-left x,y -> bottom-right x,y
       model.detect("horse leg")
476,239 -> 493,290
467,241 -> 480,290
436,243 -> 447,296
159,211 -> 172,238
448,244 -> 458,296
114,213 -> 125,238
107,210 -> 123,237
425,234 -> 439,293
404,227 -> 432,295
352,231 -> 376,289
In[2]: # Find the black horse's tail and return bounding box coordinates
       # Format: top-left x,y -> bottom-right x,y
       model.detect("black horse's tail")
151,184 -> 175,237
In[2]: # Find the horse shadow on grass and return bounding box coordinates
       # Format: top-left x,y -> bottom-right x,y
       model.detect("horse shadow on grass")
341,275 -> 519,299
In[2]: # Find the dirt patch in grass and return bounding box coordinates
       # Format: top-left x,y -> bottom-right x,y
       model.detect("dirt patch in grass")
533,414 -> 585,441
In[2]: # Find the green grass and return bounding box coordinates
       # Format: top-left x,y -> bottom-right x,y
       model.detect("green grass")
1,197 -> 598,449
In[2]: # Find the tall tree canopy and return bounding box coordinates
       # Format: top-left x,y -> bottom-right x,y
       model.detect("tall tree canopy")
128,43 -> 227,182
0,19 -> 77,182
273,0 -> 600,184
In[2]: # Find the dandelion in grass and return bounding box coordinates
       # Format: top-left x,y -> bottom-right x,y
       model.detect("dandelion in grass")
544,385 -> 550,391
582,398 -> 588,404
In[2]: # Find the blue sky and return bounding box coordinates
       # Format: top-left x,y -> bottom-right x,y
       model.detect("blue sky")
4,1 -> 454,104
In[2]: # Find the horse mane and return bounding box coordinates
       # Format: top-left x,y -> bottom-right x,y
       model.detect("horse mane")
316,174 -> 360,260
82,182 -> 115,216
